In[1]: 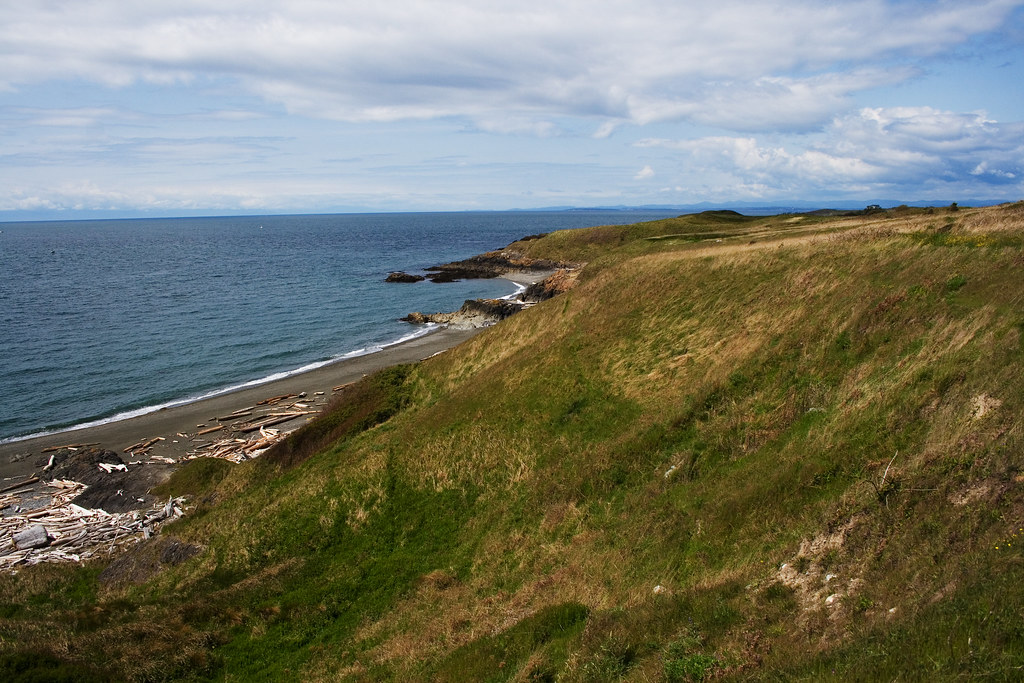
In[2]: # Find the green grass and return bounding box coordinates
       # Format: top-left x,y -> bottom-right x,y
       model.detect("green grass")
152,456 -> 233,500
1,204 -> 1022,680
431,602 -> 590,681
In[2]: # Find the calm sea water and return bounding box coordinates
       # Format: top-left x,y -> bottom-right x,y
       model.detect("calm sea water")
0,210 -> 675,441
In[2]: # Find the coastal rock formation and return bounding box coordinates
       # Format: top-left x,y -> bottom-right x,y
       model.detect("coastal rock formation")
45,447 -> 173,513
403,298 -> 523,329
403,268 -> 580,329
521,268 -> 580,302
385,271 -> 426,283
423,249 -> 569,283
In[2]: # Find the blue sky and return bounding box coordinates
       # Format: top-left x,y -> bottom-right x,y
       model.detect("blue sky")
1,0 -> 1022,219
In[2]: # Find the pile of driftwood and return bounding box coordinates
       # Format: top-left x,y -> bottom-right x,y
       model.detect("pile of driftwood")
181,392 -> 323,463
123,436 -> 166,457
0,390 -> 332,571
1,479 -> 184,571
183,426 -> 287,464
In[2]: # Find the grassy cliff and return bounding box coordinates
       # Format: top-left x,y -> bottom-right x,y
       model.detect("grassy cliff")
2,202 -> 1023,681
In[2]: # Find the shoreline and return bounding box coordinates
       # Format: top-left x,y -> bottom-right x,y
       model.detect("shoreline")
0,325 -> 481,482
0,324 -> 443,448
0,270 -> 551,484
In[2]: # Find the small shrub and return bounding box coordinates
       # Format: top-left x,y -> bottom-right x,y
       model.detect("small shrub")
152,456 -> 233,499
261,364 -> 415,470
664,638 -> 718,682
580,640 -> 637,680
852,595 -> 874,614
945,274 -> 967,292
820,548 -> 840,571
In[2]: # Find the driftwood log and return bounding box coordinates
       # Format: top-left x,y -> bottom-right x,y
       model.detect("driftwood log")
1,480 -> 186,571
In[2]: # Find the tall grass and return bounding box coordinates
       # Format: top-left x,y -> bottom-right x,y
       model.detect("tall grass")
1,203 -> 1022,680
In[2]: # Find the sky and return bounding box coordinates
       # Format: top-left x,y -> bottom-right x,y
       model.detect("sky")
1,0 -> 1023,219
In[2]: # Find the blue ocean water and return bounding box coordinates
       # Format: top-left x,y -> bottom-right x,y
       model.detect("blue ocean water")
0,210 -> 675,441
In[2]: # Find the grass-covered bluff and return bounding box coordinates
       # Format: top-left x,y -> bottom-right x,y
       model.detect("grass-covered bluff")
2,203 -> 1023,681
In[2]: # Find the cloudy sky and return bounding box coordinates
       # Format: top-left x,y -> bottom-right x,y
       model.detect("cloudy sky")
1,0 -> 1022,218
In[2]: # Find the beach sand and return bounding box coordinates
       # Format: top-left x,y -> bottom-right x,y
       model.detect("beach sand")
0,268 -> 555,489
0,326 -> 481,483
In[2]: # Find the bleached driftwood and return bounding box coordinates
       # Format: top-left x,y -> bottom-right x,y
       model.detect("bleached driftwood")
1,480 -> 186,572
0,476 -> 39,494
196,425 -> 224,436
182,425 -> 292,463
41,443 -> 97,453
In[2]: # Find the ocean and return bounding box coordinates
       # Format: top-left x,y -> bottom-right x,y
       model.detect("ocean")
0,210 -> 676,442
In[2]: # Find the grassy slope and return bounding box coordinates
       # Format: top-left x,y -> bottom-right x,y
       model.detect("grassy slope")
1,203 -> 1023,681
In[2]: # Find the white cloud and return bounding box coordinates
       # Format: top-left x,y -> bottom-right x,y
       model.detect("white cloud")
1,1 -> 1020,132
637,105 -> 1024,198
635,165 -> 655,180
1,2 -> 1022,216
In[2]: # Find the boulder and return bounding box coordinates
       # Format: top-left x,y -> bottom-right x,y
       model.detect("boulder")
385,271 -> 425,283
13,524 -> 50,550
47,447 -> 172,513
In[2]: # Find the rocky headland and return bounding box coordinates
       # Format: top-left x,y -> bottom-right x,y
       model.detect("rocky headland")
422,248 -> 565,282
387,242 -> 574,285
389,239 -> 581,328
400,268 -> 580,329
401,297 -> 524,329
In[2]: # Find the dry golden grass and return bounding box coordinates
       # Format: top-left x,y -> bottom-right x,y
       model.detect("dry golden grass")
4,203 -> 1023,680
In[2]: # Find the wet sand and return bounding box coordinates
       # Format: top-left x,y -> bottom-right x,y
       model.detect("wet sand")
0,326 -> 481,482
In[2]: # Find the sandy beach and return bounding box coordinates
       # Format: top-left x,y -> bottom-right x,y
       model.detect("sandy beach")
0,266 -> 556,486
0,326 -> 481,483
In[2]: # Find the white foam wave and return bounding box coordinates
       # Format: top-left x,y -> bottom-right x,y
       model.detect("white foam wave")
499,282 -> 528,301
0,324 -> 442,445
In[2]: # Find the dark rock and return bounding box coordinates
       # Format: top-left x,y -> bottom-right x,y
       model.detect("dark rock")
521,269 -> 580,303
403,298 -> 523,329
460,298 -> 521,321
425,249 -> 566,282
46,448 -> 124,485
425,270 -> 468,283
385,271 -> 425,283
401,312 -> 431,324
47,447 -> 173,513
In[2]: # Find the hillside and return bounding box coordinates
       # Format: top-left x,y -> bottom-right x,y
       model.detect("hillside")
2,202 -> 1023,681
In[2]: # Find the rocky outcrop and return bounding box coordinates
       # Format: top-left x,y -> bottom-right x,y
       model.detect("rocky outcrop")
403,268 -> 581,329
521,268 -> 580,303
45,447 -> 173,513
423,249 -> 569,283
403,298 -> 524,329
385,271 -> 426,283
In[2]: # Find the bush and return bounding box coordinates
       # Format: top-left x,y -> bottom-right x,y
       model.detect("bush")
665,647 -> 717,682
